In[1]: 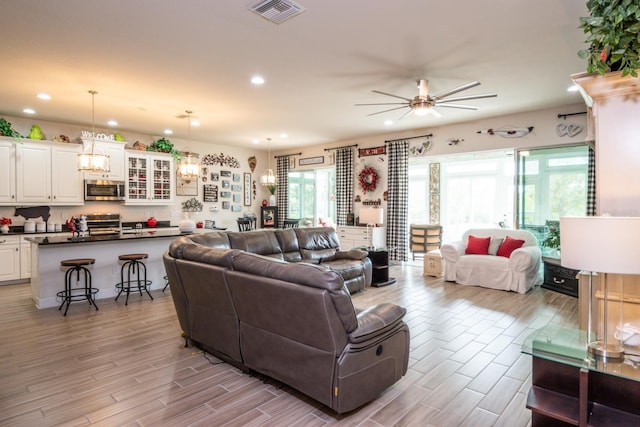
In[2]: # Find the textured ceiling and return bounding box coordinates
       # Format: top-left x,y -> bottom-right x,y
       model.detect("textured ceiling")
0,0 -> 588,150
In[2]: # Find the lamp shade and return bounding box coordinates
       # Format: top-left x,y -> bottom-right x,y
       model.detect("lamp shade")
360,207 -> 384,225
560,216 -> 640,274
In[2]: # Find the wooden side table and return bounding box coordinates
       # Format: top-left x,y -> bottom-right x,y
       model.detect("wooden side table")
423,249 -> 443,277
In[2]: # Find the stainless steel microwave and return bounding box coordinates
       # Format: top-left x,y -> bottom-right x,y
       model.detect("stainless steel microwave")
84,180 -> 126,201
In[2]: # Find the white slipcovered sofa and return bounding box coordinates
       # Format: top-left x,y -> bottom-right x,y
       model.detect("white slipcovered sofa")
441,228 -> 542,294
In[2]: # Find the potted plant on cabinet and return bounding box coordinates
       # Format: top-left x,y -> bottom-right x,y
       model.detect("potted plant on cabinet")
578,0 -> 640,77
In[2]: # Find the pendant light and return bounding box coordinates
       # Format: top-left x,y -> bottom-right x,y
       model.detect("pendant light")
78,90 -> 110,172
177,110 -> 200,180
260,137 -> 277,186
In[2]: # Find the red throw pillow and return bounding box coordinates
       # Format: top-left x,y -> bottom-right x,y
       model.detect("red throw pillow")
496,236 -> 525,258
465,235 -> 491,255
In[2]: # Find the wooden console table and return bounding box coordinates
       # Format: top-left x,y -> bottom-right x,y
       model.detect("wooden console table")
522,326 -> 640,426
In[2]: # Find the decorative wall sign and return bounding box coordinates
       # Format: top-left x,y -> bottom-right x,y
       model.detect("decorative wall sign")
358,146 -> 386,157
203,184 -> 218,202
222,201 -> 230,209
409,141 -> 431,156
477,126 -> 534,138
220,170 -> 231,177
233,173 -> 241,182
244,173 -> 252,206
202,153 -> 240,168
210,172 -> 219,181
232,205 -> 242,212
233,194 -> 241,203
221,180 -> 230,189
299,156 -> 324,166
220,191 -> 231,198
248,156 -> 257,172
231,184 -> 242,192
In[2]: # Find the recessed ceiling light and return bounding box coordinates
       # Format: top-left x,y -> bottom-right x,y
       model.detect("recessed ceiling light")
23,108 -> 36,114
251,75 -> 265,85
164,129 -> 173,135
37,93 -> 51,100
384,120 -> 394,126
567,85 -> 580,92
107,120 -> 118,126
252,139 -> 260,144
280,133 -> 288,138
191,120 -> 200,127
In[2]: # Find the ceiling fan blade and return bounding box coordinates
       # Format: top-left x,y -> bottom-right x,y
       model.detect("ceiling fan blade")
355,102 -> 410,106
418,79 -> 429,99
397,108 -> 414,121
431,81 -> 481,100
372,90 -> 413,102
434,103 -> 479,110
366,106 -> 410,116
436,93 -> 497,103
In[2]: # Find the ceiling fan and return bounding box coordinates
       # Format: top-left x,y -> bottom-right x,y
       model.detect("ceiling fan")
356,79 -> 497,119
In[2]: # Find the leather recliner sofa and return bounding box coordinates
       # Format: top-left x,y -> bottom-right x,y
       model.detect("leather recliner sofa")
163,235 -> 410,413
177,227 -> 372,293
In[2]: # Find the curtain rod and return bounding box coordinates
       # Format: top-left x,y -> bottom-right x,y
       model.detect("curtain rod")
324,143 -> 358,152
557,111 -> 587,120
274,152 -> 301,159
385,133 -> 433,143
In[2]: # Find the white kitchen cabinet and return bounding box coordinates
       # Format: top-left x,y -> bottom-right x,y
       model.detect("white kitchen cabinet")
0,235 -> 20,282
336,226 -> 386,249
0,139 -> 16,204
81,140 -> 126,181
125,151 -> 174,205
16,141 -> 83,205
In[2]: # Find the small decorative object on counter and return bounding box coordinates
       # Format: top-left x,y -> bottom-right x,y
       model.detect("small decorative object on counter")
0,217 -> 10,234
146,217 -> 157,227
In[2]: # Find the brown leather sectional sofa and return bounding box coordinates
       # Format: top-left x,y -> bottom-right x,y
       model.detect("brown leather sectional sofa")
163,227 -> 410,413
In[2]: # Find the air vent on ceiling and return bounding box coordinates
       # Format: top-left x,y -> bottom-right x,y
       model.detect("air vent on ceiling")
248,0 -> 305,24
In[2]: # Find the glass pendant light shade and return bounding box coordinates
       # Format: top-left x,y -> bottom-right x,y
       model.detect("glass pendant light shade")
177,110 -> 200,180
78,90 -> 111,172
178,152 -> 200,179
260,169 -> 276,185
261,138 -> 277,186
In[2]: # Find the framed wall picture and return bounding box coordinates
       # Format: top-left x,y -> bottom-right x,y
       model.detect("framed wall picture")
261,206 -> 278,228
299,156 -> 324,166
203,184 -> 218,202
221,170 -> 231,177
244,173 -> 251,206
233,173 -> 241,182
176,176 -> 198,196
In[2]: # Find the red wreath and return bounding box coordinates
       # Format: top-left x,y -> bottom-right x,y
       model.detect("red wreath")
358,166 -> 378,193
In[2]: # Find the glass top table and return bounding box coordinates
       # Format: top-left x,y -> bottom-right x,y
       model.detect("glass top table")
522,325 -> 640,383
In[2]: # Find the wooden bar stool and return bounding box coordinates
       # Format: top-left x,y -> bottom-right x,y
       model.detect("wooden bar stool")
115,253 -> 153,305
57,258 -> 99,316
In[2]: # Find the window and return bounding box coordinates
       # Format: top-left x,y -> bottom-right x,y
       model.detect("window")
288,167 -> 336,226
409,150 -> 515,243
516,145 -> 589,250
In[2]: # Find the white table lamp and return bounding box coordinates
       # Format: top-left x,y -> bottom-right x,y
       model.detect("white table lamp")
560,216 -> 640,360
360,207 -> 384,249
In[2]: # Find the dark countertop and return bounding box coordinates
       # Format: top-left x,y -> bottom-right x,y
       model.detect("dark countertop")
24,227 -> 226,245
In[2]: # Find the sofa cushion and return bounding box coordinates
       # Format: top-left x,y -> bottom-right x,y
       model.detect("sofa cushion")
323,259 -> 365,281
465,235 -> 491,255
496,236 -> 525,258
295,227 -> 340,262
488,237 -> 504,255
274,228 -> 303,262
227,230 -> 284,259
187,231 -> 231,249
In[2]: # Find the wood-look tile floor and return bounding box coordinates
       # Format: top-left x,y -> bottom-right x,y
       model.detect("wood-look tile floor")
0,263 -> 578,426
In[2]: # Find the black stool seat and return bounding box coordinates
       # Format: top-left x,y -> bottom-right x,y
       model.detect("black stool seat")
57,258 -> 99,316
115,253 -> 153,305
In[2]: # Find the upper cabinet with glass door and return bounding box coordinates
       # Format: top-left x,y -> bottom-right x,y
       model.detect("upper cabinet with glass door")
124,151 -> 174,205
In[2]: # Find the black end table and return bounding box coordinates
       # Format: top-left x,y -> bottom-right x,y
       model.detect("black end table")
365,248 -> 397,287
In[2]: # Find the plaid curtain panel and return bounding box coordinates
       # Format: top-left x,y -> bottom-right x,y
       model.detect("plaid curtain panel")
587,147 -> 596,216
276,156 -> 289,228
386,140 -> 409,261
335,147 -> 354,226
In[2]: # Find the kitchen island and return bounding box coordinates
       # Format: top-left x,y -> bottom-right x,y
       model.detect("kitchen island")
27,228 -> 199,309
